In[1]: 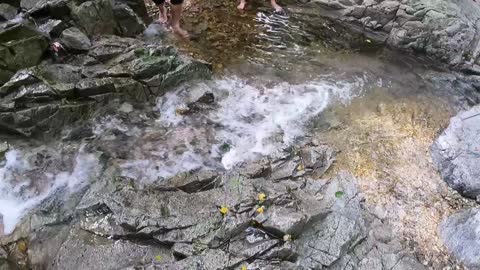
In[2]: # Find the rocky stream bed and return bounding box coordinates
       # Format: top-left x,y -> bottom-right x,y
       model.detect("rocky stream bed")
1,0 -> 480,270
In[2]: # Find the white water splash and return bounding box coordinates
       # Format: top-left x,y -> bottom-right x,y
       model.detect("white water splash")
0,148 -> 101,234
157,77 -> 363,170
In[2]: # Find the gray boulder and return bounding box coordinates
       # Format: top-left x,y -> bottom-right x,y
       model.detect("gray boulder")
0,24 -> 48,74
114,0 -> 150,24
441,208 -> 480,270
60,27 -> 91,51
38,19 -> 66,38
21,0 -> 70,17
70,0 -> 116,36
432,105 -> 480,199
0,3 -> 17,21
113,3 -> 146,37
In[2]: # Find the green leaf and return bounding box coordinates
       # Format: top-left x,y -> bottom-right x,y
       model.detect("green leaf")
335,191 -> 344,198
220,142 -> 231,152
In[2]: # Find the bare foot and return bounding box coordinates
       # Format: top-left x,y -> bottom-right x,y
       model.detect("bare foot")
237,0 -> 247,10
173,26 -> 190,39
270,0 -> 283,12
157,17 -> 168,24
272,4 -> 283,12
157,5 -> 168,24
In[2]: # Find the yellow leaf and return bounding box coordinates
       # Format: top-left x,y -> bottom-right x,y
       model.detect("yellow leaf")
17,241 -> 28,253
297,164 -> 305,171
256,206 -> 265,214
257,193 -> 266,202
241,265 -> 247,270
220,206 -> 229,215
155,255 -> 162,262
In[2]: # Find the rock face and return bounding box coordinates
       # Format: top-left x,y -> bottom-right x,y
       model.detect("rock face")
0,24 -> 49,76
0,35 -> 211,137
113,2 -> 146,37
294,0 -> 480,73
0,142 -> 425,270
0,0 -> 211,137
441,208 -> 480,270
432,105 -> 480,199
0,3 -> 17,21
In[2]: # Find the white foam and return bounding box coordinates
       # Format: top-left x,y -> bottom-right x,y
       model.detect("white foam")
0,148 -> 100,234
157,77 -> 362,170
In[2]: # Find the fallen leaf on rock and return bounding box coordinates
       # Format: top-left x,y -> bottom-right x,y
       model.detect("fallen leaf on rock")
220,206 -> 229,215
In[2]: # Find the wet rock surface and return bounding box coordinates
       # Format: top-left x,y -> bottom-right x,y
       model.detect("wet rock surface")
0,142 -> 426,270
294,0 -> 480,70
0,0 -> 211,138
286,0 -> 480,98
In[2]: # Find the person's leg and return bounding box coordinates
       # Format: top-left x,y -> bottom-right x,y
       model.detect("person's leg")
153,0 -> 168,23
237,0 -> 247,10
170,0 -> 189,38
270,0 -> 283,12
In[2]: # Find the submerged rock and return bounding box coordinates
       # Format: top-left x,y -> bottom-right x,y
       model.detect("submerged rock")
432,105 -> 480,199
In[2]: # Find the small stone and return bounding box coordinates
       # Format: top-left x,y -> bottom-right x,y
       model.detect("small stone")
0,142 -> 8,154
119,103 -> 134,114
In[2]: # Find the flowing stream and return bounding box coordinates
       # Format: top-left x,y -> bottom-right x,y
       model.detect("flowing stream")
0,2 -> 473,265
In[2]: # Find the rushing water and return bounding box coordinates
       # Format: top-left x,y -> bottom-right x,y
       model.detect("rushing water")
0,5 -> 469,263
0,146 -> 101,234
